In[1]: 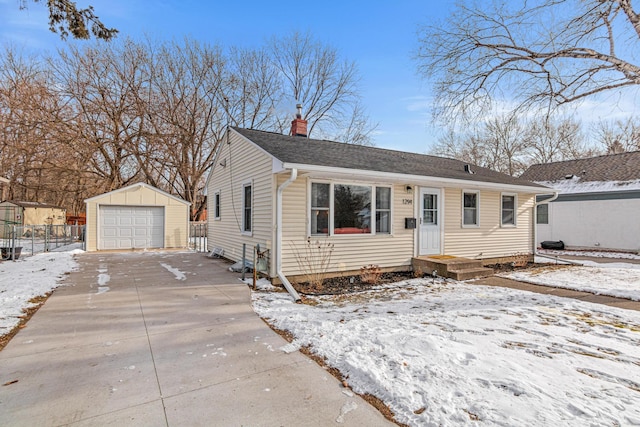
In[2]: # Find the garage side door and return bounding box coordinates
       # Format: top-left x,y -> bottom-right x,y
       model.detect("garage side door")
100,206 -> 164,250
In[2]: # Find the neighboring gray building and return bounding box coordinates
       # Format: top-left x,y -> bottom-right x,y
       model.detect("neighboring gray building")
521,151 -> 640,252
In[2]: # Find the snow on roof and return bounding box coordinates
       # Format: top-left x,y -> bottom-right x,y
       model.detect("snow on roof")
537,177 -> 640,194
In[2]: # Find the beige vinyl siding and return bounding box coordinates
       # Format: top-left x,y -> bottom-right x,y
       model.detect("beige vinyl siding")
206,131 -> 275,262
443,188 -> 535,258
85,184 -> 189,251
85,201 -> 98,251
23,207 -> 66,226
279,179 -> 415,277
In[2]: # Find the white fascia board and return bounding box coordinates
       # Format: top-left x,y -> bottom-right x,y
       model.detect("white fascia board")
281,163 -> 551,194
84,182 -> 191,206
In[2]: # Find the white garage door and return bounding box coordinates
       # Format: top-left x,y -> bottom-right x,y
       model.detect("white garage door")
99,206 -> 164,250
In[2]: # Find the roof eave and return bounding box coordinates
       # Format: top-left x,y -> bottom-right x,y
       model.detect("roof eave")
282,163 -> 550,193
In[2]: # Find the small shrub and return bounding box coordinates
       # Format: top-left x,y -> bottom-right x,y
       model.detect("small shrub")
413,266 -> 423,278
290,238 -> 335,289
511,252 -> 530,268
360,264 -> 382,284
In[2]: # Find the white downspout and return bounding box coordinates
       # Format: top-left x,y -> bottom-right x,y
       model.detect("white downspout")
276,169 -> 301,302
533,191 -> 559,255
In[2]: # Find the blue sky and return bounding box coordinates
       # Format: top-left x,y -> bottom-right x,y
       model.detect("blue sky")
0,0 -> 455,153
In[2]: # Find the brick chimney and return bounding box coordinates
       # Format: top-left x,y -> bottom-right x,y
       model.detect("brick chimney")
290,104 -> 308,137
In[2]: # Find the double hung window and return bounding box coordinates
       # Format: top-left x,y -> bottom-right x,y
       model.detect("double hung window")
501,194 -> 516,226
242,183 -> 252,234
462,191 -> 479,226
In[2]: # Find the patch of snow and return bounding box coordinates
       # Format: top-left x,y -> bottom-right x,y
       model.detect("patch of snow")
538,249 -> 640,260
336,401 -> 358,423
242,278 -> 279,291
538,178 -> 640,194
159,262 -> 186,281
501,265 -> 640,301
252,279 -> 640,426
0,251 -> 79,333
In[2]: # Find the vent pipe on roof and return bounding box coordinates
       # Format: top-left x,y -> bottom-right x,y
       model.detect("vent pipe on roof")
290,104 -> 308,138
464,164 -> 474,174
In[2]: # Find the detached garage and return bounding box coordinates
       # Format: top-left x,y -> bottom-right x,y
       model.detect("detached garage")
85,183 -> 190,252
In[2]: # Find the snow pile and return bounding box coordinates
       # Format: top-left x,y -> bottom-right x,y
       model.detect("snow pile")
0,250 -> 81,333
538,249 -> 640,260
538,178 -> 640,194
160,262 -> 186,280
253,279 -> 640,426
502,264 -> 640,301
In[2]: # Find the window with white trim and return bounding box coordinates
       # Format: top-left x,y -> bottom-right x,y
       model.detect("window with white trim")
376,187 -> 391,234
536,204 -> 549,224
462,190 -> 479,226
242,182 -> 252,234
214,191 -> 221,220
311,183 -> 330,235
310,182 -> 391,235
501,193 -> 516,226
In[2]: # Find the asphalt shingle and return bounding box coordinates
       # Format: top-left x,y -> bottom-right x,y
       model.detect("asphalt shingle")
521,151 -> 640,183
233,128 -> 545,189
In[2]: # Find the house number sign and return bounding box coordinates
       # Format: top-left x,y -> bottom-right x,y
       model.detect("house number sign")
402,199 -> 413,205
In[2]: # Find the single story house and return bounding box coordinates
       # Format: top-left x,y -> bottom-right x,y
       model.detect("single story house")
206,116 -> 552,294
84,182 -> 190,252
521,151 -> 640,252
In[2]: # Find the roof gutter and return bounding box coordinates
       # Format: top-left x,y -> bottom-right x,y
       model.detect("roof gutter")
276,168 -> 301,302
533,191 -> 559,256
281,162 -> 548,194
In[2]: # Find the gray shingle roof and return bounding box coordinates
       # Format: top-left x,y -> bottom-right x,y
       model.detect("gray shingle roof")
520,151 -> 640,183
233,127 -> 546,189
2,200 -> 65,210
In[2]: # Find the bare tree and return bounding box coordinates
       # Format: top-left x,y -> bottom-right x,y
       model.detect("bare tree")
50,43 -> 144,192
19,0 -> 117,40
525,117 -> 595,164
593,117 -> 640,153
0,33 -> 374,217
430,115 -> 595,175
0,46 -> 72,205
138,38 -> 227,220
270,31 -> 375,143
417,0 -> 640,124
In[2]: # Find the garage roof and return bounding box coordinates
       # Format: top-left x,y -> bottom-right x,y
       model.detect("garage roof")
84,182 -> 191,205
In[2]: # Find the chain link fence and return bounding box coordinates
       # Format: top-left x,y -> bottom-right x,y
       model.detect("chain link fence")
1,224 -> 85,260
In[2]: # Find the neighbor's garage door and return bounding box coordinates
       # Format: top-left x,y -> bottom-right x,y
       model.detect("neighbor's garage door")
99,206 -> 164,250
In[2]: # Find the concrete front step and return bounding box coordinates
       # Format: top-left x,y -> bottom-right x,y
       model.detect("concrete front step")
412,256 -> 494,280
448,267 -> 494,281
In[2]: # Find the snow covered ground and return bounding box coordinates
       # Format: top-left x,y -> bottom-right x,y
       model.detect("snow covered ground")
0,244 -> 82,334
3,246 -> 640,426
538,249 -> 640,260
505,257 -> 640,301
253,279 -> 640,426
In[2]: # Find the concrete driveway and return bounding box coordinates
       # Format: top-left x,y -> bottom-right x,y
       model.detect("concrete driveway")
0,252 -> 391,426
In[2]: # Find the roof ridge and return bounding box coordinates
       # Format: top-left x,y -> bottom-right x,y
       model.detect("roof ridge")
233,127 -> 467,163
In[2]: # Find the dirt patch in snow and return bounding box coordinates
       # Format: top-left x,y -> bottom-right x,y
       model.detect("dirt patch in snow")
0,293 -> 51,352
292,271 -> 416,295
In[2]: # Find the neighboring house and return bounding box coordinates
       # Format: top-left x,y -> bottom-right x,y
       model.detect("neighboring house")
521,151 -> 640,252
0,200 -> 66,229
84,183 -> 190,251
206,116 -> 551,290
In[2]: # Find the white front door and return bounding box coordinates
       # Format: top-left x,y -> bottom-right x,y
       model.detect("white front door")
419,188 -> 441,255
